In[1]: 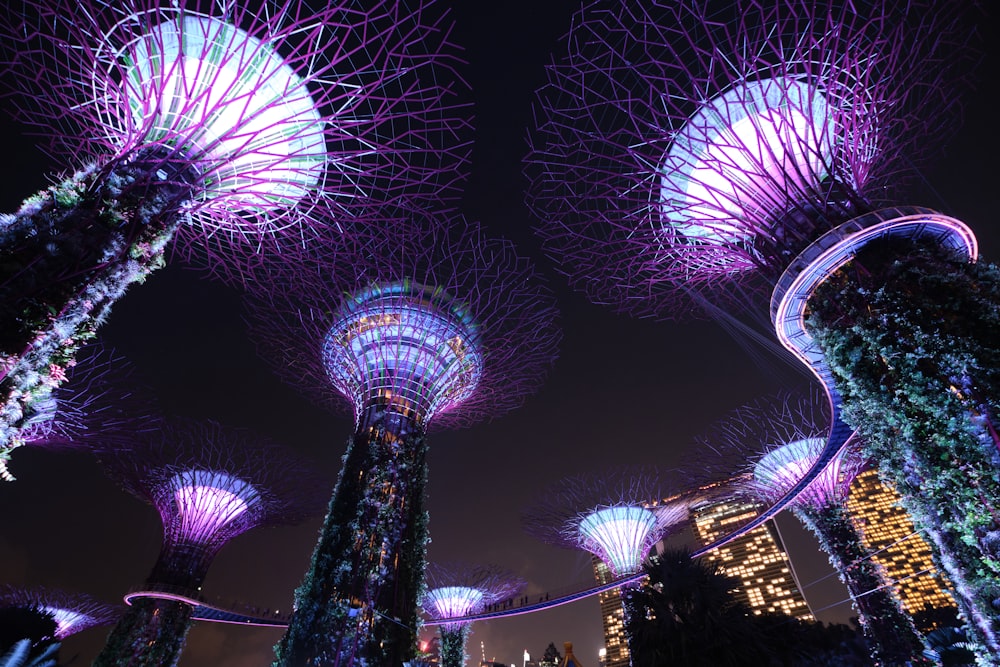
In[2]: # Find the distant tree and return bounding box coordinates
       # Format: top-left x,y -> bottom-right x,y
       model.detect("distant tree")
540,642 -> 562,666
624,548 -> 869,666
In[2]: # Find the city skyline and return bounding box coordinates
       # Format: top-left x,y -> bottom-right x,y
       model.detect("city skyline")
0,1 -> 995,665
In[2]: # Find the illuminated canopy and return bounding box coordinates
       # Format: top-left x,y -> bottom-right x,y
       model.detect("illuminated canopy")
751,437 -> 863,509
660,77 -> 836,261
323,281 -> 483,423
578,506 -> 659,577
115,14 -> 326,214
168,470 -> 255,544
424,586 -> 484,621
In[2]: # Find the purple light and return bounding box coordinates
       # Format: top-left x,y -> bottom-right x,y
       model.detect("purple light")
2,0 -> 471,266
751,437 -> 857,509
101,418 -> 327,564
660,77 -> 838,276
526,0 -> 977,317
420,562 -> 525,630
424,586 -> 483,621
246,212 -> 561,430
112,13 -> 327,216
170,470 -> 254,545
0,585 -> 121,639
522,467 -> 694,578
322,281 -> 483,423
578,506 -> 659,576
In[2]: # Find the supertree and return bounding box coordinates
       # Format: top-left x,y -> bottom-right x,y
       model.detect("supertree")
521,467 -> 691,664
420,562 -> 524,667
93,418 -> 328,667
2,342 -> 161,481
525,0 -> 999,658
245,210 -> 561,665
700,389 -> 930,664
0,0 -> 470,471
0,584 -> 121,647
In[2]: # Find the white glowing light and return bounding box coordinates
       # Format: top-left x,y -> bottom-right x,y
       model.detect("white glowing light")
118,15 -> 325,212
172,470 -> 253,542
578,506 -> 657,576
323,283 -> 483,422
753,437 -> 839,507
425,586 -> 484,620
660,77 -> 835,252
42,606 -> 87,639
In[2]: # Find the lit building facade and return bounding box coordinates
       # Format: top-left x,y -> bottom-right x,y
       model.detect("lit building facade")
691,499 -> 813,620
846,468 -> 957,620
591,558 -> 629,667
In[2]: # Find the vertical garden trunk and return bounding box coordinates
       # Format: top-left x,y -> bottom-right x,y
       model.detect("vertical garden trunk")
0,153 -> 193,478
275,401 -> 430,666
807,237 -> 1000,662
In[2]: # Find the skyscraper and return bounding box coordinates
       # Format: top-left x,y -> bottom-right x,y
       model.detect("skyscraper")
690,498 -> 813,620
591,558 -> 628,667
847,468 -> 957,624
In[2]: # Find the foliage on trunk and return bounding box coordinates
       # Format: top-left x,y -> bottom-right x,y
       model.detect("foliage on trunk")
807,236 -> 1000,664
275,404 -> 430,666
92,598 -> 194,667
0,155 -> 191,479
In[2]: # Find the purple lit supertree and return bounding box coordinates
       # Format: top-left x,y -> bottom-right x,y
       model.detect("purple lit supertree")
700,389 -> 930,664
0,0 -> 469,472
526,1 -> 1000,657
420,562 -> 524,667
0,584 -> 122,641
2,342 -> 161,481
521,467 -> 691,662
93,418 -> 328,667
245,210 -> 561,665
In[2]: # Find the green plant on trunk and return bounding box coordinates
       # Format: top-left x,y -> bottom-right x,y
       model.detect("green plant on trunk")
807,236 -> 1000,663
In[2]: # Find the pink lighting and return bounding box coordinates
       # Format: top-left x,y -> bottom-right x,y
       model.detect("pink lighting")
661,78 -> 837,266
425,586 -> 484,621
751,437 -> 857,509
171,470 -> 254,544
112,13 -> 327,215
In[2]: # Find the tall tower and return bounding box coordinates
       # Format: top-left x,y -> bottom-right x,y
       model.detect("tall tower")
94,418 -> 327,667
689,496 -> 813,621
525,0 -> 997,655
0,0 -> 469,470
522,467 -> 691,664
591,557 -> 628,667
847,468 -> 958,625
247,213 -> 560,665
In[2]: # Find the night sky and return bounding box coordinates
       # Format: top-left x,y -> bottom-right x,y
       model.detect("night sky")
0,1 -> 996,665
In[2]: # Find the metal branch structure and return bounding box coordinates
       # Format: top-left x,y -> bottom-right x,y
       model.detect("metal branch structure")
700,389 -> 929,664
528,1 -> 999,658
94,418 -> 327,667
521,467 -> 690,659
526,0 -> 975,319
0,585 -> 121,640
2,343 -> 162,480
0,0 -> 470,472
420,562 -> 524,667
245,209 -> 561,665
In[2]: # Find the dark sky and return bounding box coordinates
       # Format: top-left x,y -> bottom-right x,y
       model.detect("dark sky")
0,1 -> 996,665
